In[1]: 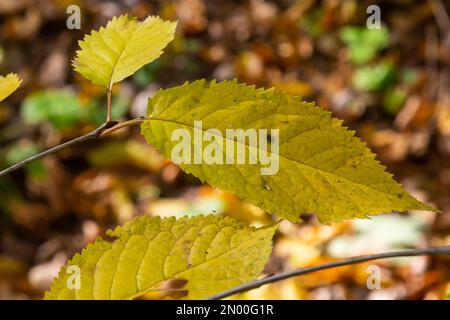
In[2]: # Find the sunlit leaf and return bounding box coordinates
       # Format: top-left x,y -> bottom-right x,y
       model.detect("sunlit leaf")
45,215 -> 277,300
73,15 -> 176,87
141,80 -> 434,224
0,73 -> 21,102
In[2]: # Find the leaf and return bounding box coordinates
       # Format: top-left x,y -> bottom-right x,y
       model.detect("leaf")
0,73 -> 21,102
21,90 -> 84,129
353,61 -> 396,91
340,26 -> 390,65
140,80 -> 434,224
45,215 -> 277,300
73,15 -> 176,87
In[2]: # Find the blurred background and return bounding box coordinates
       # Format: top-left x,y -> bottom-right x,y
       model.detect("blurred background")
0,0 -> 449,299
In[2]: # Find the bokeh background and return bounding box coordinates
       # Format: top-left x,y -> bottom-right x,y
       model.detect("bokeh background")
0,0 -> 449,299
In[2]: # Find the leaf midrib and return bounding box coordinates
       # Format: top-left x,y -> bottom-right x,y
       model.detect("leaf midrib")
107,18 -> 140,87
144,117 -> 407,201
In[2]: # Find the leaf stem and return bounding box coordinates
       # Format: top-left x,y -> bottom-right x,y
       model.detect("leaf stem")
100,117 -> 147,136
205,245 -> 450,300
106,83 -> 113,123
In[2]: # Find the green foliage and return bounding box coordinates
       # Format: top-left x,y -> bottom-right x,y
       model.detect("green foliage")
0,73 -> 21,102
383,87 -> 407,115
21,90 -> 129,129
45,215 -> 277,300
141,80 -> 433,224
21,90 -> 85,129
73,15 -> 176,87
340,26 -> 390,65
352,61 -> 396,91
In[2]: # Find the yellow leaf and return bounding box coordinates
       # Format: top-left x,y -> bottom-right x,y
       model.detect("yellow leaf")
45,215 -> 277,300
0,74 -> 21,102
73,15 -> 176,87
141,80 -> 435,224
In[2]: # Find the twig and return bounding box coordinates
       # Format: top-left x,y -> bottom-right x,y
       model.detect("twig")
99,116 -> 186,136
0,115 -> 164,177
205,246 -> 450,300
0,121 -> 116,177
100,117 -> 147,136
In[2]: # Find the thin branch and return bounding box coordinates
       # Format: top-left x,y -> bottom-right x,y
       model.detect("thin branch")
0,116 -> 157,177
100,117 -> 146,136
205,246 -> 450,300
99,116 -> 186,136
0,121 -> 116,177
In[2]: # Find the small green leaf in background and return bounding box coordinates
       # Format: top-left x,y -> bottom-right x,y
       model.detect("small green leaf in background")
20,90 -> 129,129
141,80 -> 434,224
353,61 -> 396,91
45,215 -> 277,300
383,87 -> 407,115
340,26 -> 390,65
73,15 -> 176,87
0,73 -> 21,102
21,90 -> 85,129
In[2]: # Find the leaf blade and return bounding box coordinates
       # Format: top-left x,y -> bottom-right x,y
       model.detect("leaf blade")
0,73 -> 21,102
45,215 -> 277,300
73,15 -> 176,86
141,80 -> 435,224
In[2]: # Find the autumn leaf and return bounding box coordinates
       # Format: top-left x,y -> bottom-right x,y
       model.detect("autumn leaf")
0,74 -> 21,102
140,80 -> 435,224
45,215 -> 277,300
73,15 -> 176,87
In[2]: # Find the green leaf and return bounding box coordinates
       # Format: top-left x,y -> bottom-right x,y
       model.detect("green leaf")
21,90 -> 85,129
140,80 -> 434,224
353,61 -> 396,91
383,87 -> 407,115
340,26 -> 390,65
0,73 -> 21,102
73,15 -> 176,87
45,215 -> 277,300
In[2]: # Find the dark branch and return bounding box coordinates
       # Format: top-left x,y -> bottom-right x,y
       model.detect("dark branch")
205,246 -> 450,300
0,121 -> 117,177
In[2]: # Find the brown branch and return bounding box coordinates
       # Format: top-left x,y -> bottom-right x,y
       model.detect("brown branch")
100,117 -> 147,136
0,115 -> 159,177
205,246 -> 450,300
0,121 -> 117,177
